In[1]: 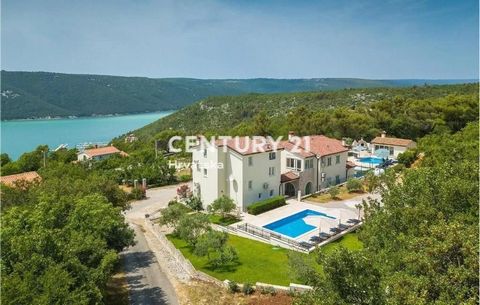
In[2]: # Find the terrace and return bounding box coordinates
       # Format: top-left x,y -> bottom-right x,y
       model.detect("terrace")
230,198 -> 364,252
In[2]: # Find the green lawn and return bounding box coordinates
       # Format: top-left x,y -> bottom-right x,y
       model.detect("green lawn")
167,232 -> 362,286
306,185 -> 365,203
208,214 -> 241,226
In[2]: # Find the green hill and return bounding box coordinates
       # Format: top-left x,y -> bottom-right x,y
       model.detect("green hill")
127,83 -> 478,142
1,70 -> 474,120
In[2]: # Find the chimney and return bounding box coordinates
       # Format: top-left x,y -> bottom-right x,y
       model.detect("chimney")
341,138 -> 346,146
288,131 -> 295,142
381,131 -> 387,138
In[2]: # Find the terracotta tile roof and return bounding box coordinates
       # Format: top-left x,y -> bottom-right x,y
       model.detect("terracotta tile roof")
281,135 -> 348,157
0,171 -> 41,187
83,146 -> 123,157
371,137 -> 414,147
278,141 -> 315,158
215,136 -> 283,156
281,171 -> 299,183
346,161 -> 356,168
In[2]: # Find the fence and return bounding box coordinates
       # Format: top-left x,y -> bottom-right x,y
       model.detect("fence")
235,223 -> 312,252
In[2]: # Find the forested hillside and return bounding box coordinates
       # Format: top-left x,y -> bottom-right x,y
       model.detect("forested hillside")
1,70 -> 474,120
121,83 -> 478,148
292,122 -> 479,305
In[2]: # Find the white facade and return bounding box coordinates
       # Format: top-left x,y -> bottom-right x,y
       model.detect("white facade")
280,150 -> 348,197
192,135 -> 350,210
192,144 -> 281,211
371,143 -> 412,158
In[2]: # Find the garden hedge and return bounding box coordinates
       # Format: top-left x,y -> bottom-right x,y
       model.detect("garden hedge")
247,195 -> 286,215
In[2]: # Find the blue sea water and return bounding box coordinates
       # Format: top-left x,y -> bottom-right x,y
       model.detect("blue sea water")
1,111 -> 174,160
264,209 -> 336,238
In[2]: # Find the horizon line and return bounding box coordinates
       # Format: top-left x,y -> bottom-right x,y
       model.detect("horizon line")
2,70 -> 478,82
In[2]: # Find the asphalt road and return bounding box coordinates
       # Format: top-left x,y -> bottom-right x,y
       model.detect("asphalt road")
123,184 -> 190,305
123,224 -> 179,305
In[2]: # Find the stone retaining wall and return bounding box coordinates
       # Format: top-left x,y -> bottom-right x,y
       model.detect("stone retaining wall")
223,280 -> 313,294
146,219 -> 225,286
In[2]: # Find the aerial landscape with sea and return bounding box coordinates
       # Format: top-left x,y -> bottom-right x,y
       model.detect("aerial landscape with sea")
1,1 -> 478,305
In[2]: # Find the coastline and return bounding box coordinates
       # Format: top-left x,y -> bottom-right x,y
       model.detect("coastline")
1,110 -> 176,122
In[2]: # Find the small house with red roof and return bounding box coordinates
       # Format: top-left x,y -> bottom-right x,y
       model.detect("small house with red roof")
77,145 -> 129,161
371,131 -> 416,158
0,171 -> 41,188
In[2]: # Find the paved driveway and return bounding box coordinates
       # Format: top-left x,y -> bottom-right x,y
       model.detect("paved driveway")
123,224 -> 178,305
127,183 -> 191,222
123,183 -> 190,305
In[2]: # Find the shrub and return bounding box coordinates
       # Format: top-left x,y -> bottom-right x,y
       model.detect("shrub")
260,286 -> 277,295
178,174 -> 192,182
228,281 -> 240,293
176,184 -> 191,199
128,187 -> 146,200
328,186 -> 340,199
397,149 -> 418,167
346,178 -> 363,193
186,196 -> 203,211
242,283 -> 255,295
158,202 -> 189,228
247,195 -> 286,215
208,195 -> 236,217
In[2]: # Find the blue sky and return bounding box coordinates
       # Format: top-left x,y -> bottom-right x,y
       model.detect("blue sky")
1,0 -> 478,79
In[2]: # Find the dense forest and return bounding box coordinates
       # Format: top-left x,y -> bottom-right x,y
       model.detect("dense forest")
291,122 -> 479,305
1,70 -> 474,120
117,83 -> 478,151
0,145 -> 185,304
1,161 -> 135,304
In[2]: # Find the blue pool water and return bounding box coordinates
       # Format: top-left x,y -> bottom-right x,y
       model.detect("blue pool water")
264,209 -> 336,238
358,157 -> 384,165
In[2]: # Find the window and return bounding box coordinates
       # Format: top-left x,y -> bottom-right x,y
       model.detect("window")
248,156 -> 253,166
258,193 -> 262,199
287,158 -> 302,171
248,180 -> 252,190
335,175 -> 340,184
269,152 -> 276,160
327,157 -> 332,166
305,159 -> 314,169
269,167 -> 275,176
269,189 -> 274,196
203,149 -> 207,158
336,155 -> 340,164
389,147 -> 394,155
203,168 -> 208,177
196,163 -> 200,171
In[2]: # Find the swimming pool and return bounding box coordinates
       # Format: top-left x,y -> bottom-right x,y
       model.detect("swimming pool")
358,157 -> 384,165
263,209 -> 336,238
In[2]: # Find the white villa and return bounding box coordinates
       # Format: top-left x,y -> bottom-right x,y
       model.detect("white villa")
192,133 -> 350,211
371,131 -> 416,158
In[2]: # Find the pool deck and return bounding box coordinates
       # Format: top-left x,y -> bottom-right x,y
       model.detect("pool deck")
232,193 -> 379,246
